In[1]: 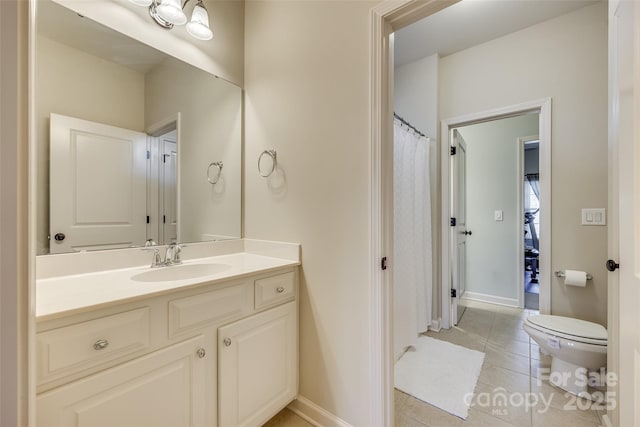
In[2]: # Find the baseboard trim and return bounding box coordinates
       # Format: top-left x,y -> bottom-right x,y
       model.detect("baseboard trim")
428,318 -> 441,332
462,292 -> 519,308
287,395 -> 352,427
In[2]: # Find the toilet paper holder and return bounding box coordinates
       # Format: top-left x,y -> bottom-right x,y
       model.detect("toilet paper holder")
555,270 -> 593,280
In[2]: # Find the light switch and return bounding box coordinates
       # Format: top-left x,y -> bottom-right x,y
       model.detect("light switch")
494,210 -> 503,221
582,208 -> 606,225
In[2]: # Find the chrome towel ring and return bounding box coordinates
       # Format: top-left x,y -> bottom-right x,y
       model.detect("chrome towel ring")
207,161 -> 223,184
258,149 -> 277,177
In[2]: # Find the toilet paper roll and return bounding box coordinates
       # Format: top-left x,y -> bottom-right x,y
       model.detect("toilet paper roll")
564,270 -> 587,287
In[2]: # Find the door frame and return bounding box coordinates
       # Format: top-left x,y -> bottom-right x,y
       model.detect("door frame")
518,134 -> 540,309
369,2 -> 458,424
370,2 -> 547,424
147,115 -> 181,244
440,101 -> 551,327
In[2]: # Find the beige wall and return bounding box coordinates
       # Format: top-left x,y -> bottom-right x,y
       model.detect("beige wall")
245,1 -> 608,424
36,36 -> 145,254
244,1 -> 376,424
439,2 -> 608,325
145,58 -> 242,243
52,0 -> 245,86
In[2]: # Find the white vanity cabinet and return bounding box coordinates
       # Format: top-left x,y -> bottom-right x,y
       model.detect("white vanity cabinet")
37,334 -> 211,427
36,267 -> 299,427
218,301 -> 297,427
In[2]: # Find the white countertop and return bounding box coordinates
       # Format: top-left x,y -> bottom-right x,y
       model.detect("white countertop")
36,252 -> 299,321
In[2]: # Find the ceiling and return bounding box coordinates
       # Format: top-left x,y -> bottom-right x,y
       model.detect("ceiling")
394,0 -> 598,67
38,0 -> 167,74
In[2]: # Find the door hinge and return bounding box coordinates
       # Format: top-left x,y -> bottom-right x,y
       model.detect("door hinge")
163,215 -> 166,224
381,257 -> 388,271
450,217 -> 456,226
146,150 -> 151,160
451,288 -> 457,298
450,146 -> 457,155
146,215 -> 150,224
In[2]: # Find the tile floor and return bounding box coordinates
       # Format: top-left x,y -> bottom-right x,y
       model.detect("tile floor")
396,300 -> 606,427
264,300 -> 607,427
263,408 -> 313,427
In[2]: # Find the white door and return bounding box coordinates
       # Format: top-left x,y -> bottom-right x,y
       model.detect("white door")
160,139 -> 177,244
608,1 -> 640,425
49,114 -> 147,253
451,129 -> 468,325
218,302 -> 297,427
37,335 -> 209,427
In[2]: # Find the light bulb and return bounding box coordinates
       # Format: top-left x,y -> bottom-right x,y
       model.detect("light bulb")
186,2 -> 213,40
156,0 -> 187,25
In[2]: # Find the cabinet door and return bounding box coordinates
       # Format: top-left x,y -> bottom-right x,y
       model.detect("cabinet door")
38,335 -> 212,427
218,301 -> 297,427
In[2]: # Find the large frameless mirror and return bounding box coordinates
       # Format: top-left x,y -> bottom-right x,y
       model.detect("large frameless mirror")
36,0 -> 242,255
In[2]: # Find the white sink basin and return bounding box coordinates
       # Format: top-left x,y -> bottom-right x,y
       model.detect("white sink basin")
131,263 -> 232,282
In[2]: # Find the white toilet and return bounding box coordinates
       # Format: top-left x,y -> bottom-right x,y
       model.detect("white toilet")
524,314 -> 607,398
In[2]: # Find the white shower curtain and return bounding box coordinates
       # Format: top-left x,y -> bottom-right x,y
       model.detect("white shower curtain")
393,119 -> 432,360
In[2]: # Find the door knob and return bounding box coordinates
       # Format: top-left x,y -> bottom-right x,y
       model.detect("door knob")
54,233 -> 66,241
463,230 -> 472,236
606,259 -> 620,272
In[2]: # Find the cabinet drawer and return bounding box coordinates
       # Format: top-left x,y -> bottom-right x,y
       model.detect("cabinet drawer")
168,281 -> 253,337
255,271 -> 296,309
37,307 -> 150,384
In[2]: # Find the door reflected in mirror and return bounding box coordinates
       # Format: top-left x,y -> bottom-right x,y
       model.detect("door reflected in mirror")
37,0 -> 242,255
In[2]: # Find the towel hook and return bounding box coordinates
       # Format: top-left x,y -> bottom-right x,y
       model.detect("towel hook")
207,161 -> 223,184
258,149 -> 277,178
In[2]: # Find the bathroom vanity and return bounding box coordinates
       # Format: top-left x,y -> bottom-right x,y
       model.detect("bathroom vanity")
35,241 -> 300,427
32,2 -> 298,425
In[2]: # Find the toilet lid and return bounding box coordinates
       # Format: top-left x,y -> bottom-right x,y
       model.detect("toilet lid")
526,315 -> 607,341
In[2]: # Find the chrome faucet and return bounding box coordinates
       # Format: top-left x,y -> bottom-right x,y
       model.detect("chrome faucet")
147,248 -> 163,268
164,242 -> 183,265
143,242 -> 183,268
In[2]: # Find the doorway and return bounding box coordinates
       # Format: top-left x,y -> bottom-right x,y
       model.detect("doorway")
449,114 -> 540,319
146,116 -> 180,245
442,103 -> 550,328
522,137 -> 541,310
372,1 -> 609,424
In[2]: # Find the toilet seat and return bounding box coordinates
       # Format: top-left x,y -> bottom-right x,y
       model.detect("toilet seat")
525,315 -> 607,346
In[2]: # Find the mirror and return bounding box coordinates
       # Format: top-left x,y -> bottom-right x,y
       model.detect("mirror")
36,0 -> 242,255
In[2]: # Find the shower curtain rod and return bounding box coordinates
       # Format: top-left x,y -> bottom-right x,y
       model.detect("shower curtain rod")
394,112 -> 427,139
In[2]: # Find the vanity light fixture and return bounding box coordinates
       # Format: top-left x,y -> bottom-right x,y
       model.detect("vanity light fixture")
129,0 -> 213,41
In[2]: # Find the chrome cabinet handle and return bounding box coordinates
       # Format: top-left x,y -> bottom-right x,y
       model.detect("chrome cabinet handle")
223,337 -> 232,347
196,348 -> 206,358
276,286 -> 285,293
93,339 -> 109,351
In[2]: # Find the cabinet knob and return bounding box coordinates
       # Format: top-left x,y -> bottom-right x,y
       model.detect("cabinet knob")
223,337 -> 232,347
276,286 -> 285,293
196,347 -> 206,358
93,339 -> 109,351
